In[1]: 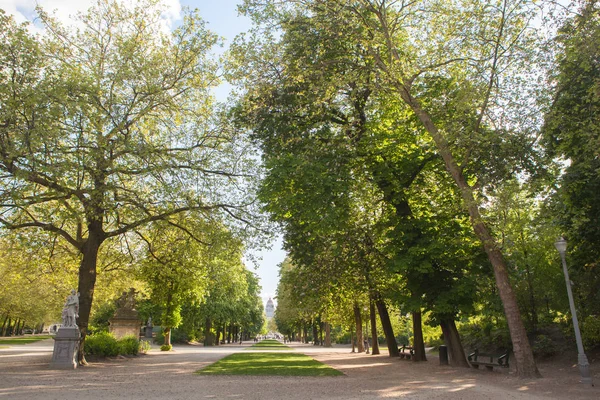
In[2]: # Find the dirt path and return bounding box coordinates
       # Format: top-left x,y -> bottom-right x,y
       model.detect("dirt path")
0,339 -> 598,399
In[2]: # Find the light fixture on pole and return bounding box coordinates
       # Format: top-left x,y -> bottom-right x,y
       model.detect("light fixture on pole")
554,237 -> 593,387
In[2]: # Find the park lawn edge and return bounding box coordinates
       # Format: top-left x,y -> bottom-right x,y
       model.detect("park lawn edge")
195,352 -> 343,377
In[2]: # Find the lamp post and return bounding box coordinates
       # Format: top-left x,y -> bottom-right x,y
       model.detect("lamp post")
554,237 -> 593,387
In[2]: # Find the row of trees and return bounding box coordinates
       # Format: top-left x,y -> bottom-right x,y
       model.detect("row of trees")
231,0 -> 600,379
0,0 -> 267,361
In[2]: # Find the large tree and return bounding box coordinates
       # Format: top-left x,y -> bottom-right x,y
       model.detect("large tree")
238,0 -> 548,377
543,0 -> 600,320
0,0 -> 258,361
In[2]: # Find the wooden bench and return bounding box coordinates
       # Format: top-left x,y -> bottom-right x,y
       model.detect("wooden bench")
398,345 -> 414,360
467,349 -> 509,371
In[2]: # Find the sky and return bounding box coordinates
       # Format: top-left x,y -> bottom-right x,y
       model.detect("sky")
0,0 -> 285,307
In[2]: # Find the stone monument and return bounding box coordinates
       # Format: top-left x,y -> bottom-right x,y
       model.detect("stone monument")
109,289 -> 142,339
50,289 -> 80,369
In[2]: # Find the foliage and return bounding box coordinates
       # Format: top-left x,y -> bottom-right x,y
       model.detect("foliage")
531,334 -> 558,358
118,335 -> 140,356
458,321 -> 512,353
160,344 -> 172,351
84,332 -> 120,357
88,302 -> 117,334
139,340 -> 151,354
196,352 -> 343,376
582,315 -> 600,349
0,0 -> 261,357
543,0 -> 600,321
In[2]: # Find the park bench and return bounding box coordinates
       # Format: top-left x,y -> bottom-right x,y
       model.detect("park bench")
467,349 -> 510,371
398,345 -> 414,360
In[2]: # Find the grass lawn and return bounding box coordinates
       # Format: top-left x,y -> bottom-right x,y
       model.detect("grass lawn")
0,336 -> 52,345
196,352 -> 343,376
247,339 -> 291,350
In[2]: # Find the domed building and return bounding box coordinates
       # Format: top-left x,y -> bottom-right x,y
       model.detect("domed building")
265,297 -> 275,319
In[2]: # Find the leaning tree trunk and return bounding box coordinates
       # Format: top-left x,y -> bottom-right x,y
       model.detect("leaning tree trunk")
375,298 -> 399,357
400,90 -> 540,378
412,311 -> 427,361
440,318 -> 470,367
370,301 -> 380,355
353,304 -> 364,353
77,224 -> 104,365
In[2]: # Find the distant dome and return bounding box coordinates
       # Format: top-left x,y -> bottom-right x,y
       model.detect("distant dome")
265,298 -> 275,318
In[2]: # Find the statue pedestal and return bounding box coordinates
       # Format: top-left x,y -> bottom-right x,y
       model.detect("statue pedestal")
50,327 -> 80,369
109,317 -> 141,339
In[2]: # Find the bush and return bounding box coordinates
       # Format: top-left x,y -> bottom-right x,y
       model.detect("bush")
160,344 -> 172,351
139,339 -> 151,354
118,335 -> 139,355
582,315 -> 600,349
532,334 -> 558,357
84,332 -> 119,357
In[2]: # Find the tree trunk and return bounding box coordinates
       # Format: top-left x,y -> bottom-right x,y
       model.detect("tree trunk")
351,328 -> 355,353
354,304 -> 365,353
4,318 -> 11,336
412,311 -> 427,361
400,89 -> 540,378
375,298 -> 399,357
164,327 -> 171,346
324,322 -> 332,347
1,314 -> 9,336
370,301 -> 380,355
440,318 -> 470,367
215,324 -> 221,346
204,317 -> 213,346
319,320 -> 324,346
312,320 -> 319,345
77,224 -> 104,364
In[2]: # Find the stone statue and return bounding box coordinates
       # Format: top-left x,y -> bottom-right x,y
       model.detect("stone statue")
61,289 -> 79,328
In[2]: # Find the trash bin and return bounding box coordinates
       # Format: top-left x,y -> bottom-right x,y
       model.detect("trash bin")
439,345 -> 449,365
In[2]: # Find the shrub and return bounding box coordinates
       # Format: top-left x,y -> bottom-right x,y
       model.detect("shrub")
160,344 -> 172,351
582,315 -> 600,349
118,335 -> 139,355
139,339 -> 151,354
84,332 -> 119,357
532,334 -> 558,357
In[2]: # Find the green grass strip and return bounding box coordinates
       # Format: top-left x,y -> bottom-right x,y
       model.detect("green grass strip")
0,336 -> 52,345
196,352 -> 343,376
248,339 -> 291,350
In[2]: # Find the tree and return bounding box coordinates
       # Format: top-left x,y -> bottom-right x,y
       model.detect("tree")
0,1 -> 258,361
238,0 -> 546,377
543,0 -> 600,320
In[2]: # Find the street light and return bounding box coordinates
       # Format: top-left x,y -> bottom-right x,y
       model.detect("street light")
554,237 -> 593,387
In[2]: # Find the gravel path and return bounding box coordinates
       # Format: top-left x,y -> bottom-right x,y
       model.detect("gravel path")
1,339 -> 598,399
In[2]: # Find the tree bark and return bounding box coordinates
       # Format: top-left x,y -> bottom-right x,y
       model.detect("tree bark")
351,328 -> 355,353
324,322 -> 332,347
370,301 -> 380,355
204,317 -> 213,346
164,327 -> 171,346
312,319 -> 319,345
1,314 -> 8,336
399,89 -> 540,378
77,223 -> 104,364
354,303 -> 364,353
375,298 -> 399,357
440,318 -> 470,367
412,311 -> 427,361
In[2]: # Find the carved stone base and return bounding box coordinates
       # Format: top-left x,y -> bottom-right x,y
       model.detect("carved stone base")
109,318 -> 141,339
50,327 -> 80,369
